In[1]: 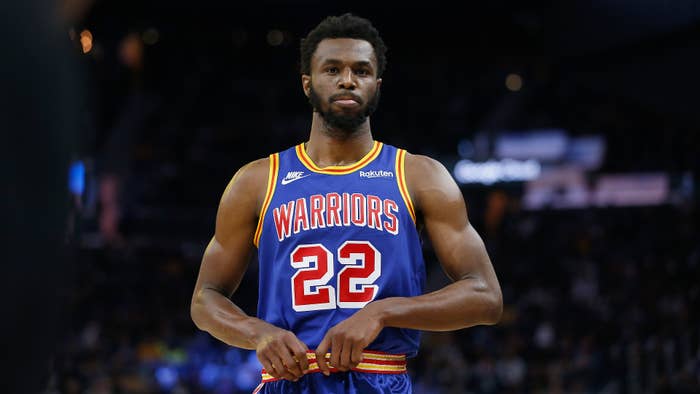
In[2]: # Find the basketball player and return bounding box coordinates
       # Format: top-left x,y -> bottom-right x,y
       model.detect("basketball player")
191,13 -> 502,393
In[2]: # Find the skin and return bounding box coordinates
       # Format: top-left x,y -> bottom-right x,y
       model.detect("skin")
190,38 -> 503,382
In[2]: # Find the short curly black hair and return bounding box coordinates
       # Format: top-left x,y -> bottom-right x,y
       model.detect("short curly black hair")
300,13 -> 387,77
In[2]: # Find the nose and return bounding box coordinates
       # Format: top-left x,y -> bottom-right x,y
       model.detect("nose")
337,68 -> 356,89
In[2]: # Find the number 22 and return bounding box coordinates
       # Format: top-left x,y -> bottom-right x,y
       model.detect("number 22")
290,241 -> 381,312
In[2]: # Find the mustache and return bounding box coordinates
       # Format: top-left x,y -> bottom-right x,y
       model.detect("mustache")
329,92 -> 363,104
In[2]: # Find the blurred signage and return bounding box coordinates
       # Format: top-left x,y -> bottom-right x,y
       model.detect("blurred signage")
495,129 -> 568,161
592,173 -> 668,207
453,159 -> 541,185
523,169 -> 670,209
491,130 -> 606,170
523,166 -> 589,209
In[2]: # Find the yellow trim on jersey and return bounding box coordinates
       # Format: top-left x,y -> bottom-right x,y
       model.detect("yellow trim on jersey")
296,141 -> 383,175
260,350 -> 407,382
253,153 -> 279,247
396,149 -> 416,223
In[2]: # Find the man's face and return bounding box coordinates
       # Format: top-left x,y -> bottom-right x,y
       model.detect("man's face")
303,38 -> 382,132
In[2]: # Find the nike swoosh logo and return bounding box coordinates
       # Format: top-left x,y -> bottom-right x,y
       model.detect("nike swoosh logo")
281,174 -> 311,185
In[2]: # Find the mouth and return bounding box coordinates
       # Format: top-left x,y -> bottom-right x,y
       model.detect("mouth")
331,94 -> 362,108
331,93 -> 362,102
332,99 -> 360,107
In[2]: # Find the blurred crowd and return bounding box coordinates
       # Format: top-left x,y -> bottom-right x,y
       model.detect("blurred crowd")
413,202 -> 699,394
50,184 -> 699,393
38,5 -> 700,393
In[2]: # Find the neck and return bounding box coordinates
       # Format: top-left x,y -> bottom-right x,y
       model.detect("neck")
306,112 -> 374,167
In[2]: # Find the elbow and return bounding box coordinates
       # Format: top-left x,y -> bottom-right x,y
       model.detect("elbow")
190,290 -> 207,330
483,289 -> 503,325
469,282 -> 502,326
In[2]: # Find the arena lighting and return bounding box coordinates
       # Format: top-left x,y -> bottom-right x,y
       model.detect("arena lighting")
80,29 -> 92,53
267,29 -> 284,46
68,160 -> 85,196
155,365 -> 178,390
142,28 -> 159,45
505,73 -> 522,91
453,159 -> 542,185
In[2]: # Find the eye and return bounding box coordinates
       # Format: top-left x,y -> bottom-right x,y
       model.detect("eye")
355,68 -> 369,76
326,67 -> 339,74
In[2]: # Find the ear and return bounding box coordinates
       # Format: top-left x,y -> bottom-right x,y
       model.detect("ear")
376,78 -> 382,90
302,74 -> 311,98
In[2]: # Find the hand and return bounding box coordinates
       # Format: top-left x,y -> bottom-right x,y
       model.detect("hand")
315,304 -> 385,375
253,322 -> 310,381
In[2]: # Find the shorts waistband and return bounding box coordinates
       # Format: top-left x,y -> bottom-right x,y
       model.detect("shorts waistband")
260,350 -> 407,383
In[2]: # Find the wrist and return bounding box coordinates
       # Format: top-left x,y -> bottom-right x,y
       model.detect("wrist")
366,297 -> 393,328
245,317 -> 274,348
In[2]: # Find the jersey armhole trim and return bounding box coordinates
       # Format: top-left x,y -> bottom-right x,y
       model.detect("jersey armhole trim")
395,149 -> 416,224
254,153 -> 279,247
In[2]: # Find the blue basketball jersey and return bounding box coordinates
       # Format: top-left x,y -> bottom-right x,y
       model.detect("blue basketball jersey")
254,141 -> 425,357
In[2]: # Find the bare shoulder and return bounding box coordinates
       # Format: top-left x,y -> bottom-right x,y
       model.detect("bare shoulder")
403,152 -> 464,213
403,152 -> 459,192
218,156 -> 271,215
403,152 -> 449,179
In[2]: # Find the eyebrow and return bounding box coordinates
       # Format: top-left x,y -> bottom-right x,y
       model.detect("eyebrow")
320,59 -> 374,69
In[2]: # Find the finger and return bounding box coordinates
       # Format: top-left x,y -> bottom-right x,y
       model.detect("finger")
329,336 -> 341,372
338,337 -> 353,371
350,343 -> 364,369
258,354 -> 279,379
281,332 -> 307,378
291,340 -> 310,372
270,354 -> 298,381
315,335 -> 331,376
280,345 -> 304,379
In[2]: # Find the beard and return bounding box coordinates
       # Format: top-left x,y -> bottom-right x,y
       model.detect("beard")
308,84 -> 380,133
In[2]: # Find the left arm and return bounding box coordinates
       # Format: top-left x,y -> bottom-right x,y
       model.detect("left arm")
372,153 -> 503,329
315,153 -> 502,373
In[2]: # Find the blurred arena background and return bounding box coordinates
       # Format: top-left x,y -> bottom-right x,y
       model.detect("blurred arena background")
3,0 -> 699,393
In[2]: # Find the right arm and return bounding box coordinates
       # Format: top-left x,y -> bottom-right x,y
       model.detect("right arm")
190,158 -> 309,380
